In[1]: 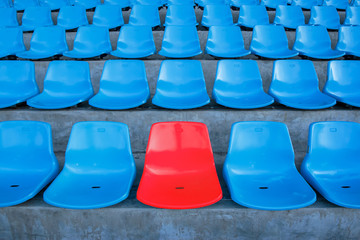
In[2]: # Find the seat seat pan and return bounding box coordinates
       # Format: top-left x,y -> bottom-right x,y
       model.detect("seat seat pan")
89,92 -> 149,110
214,91 -> 274,109
206,48 -> 251,58
27,92 -> 92,109
299,49 -> 345,59
331,96 -> 360,107
274,92 -> 336,109
158,48 -> 203,58
110,48 -> 155,59
16,50 -> 63,60
152,93 -> 210,109
251,49 -> 298,59
63,49 -> 110,59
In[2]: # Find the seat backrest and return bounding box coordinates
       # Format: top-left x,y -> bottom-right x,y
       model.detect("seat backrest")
14,0 -> 39,10
73,26 -> 111,51
117,25 -> 154,48
39,0 -> 69,10
132,0 -> 163,6
29,26 -> 68,52
165,5 -> 197,26
322,0 -> 348,9
344,6 -> 360,25
0,8 -> 18,27
309,6 -> 340,27
162,25 -> 200,49
336,26 -> 360,52
261,0 -> 287,8
291,0 -> 318,9
274,5 -> 305,26
0,0 -> 12,7
238,5 -> 269,27
167,0 -> 194,5
74,0 -> 101,9
93,4 -> 124,28
57,5 -> 88,28
202,4 -> 233,26
22,6 -> 53,28
0,27 -> 25,55
231,0 -> 260,6
207,25 -> 245,47
103,0 -> 131,7
293,25 -> 331,51
251,25 -> 289,50
128,5 -> 160,26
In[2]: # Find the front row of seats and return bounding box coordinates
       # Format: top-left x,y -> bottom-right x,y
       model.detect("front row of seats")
0,120 -> 359,210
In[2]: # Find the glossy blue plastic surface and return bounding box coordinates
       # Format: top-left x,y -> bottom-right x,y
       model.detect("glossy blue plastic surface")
261,0 -> 287,8
110,25 -> 155,58
269,60 -> 336,109
205,26 -> 250,58
0,0 -> 12,7
213,60 -> 274,109
309,6 -> 340,30
0,61 -> 39,108
93,5 -> 124,29
39,0 -> 70,10
336,26 -> 360,57
132,0 -> 163,6
73,0 -> 101,9
274,5 -> 305,29
344,6 -> 360,26
291,0 -> 318,9
223,121 -> 316,210
57,6 -> 89,30
293,25 -> 345,59
301,121 -> 360,208
21,6 -> 54,32
0,8 -> 18,28
27,61 -> 94,109
164,5 -> 198,26
230,0 -> 259,7
201,4 -> 233,27
128,5 -> 161,28
0,27 -> 26,58
159,26 -> 202,58
353,0 -> 360,6
322,0 -> 348,10
250,25 -> 298,59
196,0 -> 227,7
103,0 -> 131,8
44,122 -> 136,209
237,5 -> 269,28
323,61 -> 360,107
0,121 -> 59,208
14,0 -> 39,10
152,60 -> 210,109
63,26 -> 112,59
167,0 -> 194,5
17,26 -> 68,60
89,60 -> 150,110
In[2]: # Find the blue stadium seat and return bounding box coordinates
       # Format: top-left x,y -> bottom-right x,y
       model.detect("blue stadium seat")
92,5 -> 124,29
39,0 -> 70,10
57,6 -> 89,30
293,25 -> 345,59
237,5 -> 269,28
63,26 -> 112,59
164,5 -> 198,26
0,61 -> 39,108
16,26 -> 68,60
353,0 -> 360,6
0,121 -> 59,208
322,0 -> 348,10
89,60 -> 150,110
110,25 -> 156,58
166,0 -> 194,5
159,26 -> 202,58
274,5 -> 305,29
230,0 -> 259,8
205,26 -> 250,58
44,122 -> 136,209
336,26 -> 360,57
73,0 -> 101,9
0,27 -> 26,58
291,0 -> 318,9
27,61 -> 93,109
201,4 -> 233,27
269,60 -> 336,109
323,61 -> 360,107
196,0 -> 227,7
21,6 -> 54,32
152,60 -> 210,109
309,6 -> 340,30
213,60 -> 274,109
14,0 -> 39,11
128,5 -> 161,28
0,8 -> 18,28
250,25 -> 298,59
223,121 -> 316,210
103,0 -> 131,8
261,0 -> 287,9
132,0 -> 164,7
301,121 -> 360,209
0,0 -> 12,7
344,6 -> 360,26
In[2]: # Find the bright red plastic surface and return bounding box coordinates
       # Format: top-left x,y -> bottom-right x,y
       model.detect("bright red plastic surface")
137,122 -> 223,209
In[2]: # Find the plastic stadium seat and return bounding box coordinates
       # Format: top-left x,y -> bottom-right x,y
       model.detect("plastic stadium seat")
0,0 -> 12,7
196,0 -> 227,7
353,0 -> 360,6
39,0 -> 70,10
128,5 -> 161,28
201,4 -> 233,27
309,6 -> 340,30
110,25 -> 155,58
336,26 -> 360,57
322,0 -> 348,10
323,61 -> 360,107
302,121 -> 360,208
159,26 -> 202,58
16,26 -> 68,60
269,60 -> 336,109
21,6 -> 54,32
274,5 -> 305,29
344,6 -> 360,26
92,5 -> 124,29
14,0 -> 39,11
27,61 -> 93,109
152,60 -> 209,109
89,60 -> 150,109
166,0 -> 194,5
103,0 -> 131,8
205,26 -> 251,58
0,61 -> 39,108
0,8 -> 18,28
230,0 -> 259,8
0,121 -> 59,208
261,0 -> 287,9
291,0 -> 318,9
293,25 -> 345,59
164,5 -> 198,26
237,5 -> 269,29
57,6 -> 88,30
132,0 -> 164,6
63,26 -> 112,59
73,0 -> 101,9
137,122 -> 222,209
223,121 -> 316,210
0,28 -> 26,58
213,60 -> 274,109
250,25 -> 298,59
44,121 -> 136,209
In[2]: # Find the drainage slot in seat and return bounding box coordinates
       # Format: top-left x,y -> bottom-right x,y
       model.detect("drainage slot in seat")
92,186 -> 101,189
175,187 -> 184,190
259,187 -> 268,189
10,185 -> 19,188
341,186 -> 351,189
